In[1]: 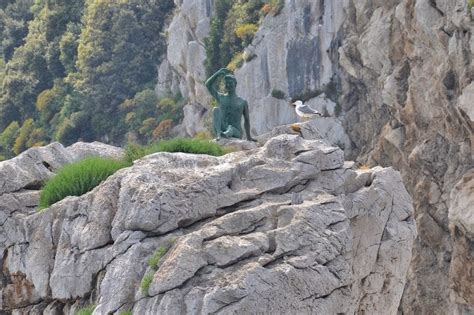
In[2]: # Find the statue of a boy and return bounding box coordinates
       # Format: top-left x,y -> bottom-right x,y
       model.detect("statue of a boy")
205,68 -> 255,141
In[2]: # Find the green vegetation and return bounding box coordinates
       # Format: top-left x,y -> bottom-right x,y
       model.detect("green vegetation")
38,157 -> 130,209
271,89 -> 286,100
469,0 -> 474,9
76,305 -> 95,315
204,0 -> 264,76
37,137 -> 225,209
124,138 -> 226,164
119,311 -> 132,315
0,0 -> 176,159
147,246 -> 168,268
140,273 -> 154,295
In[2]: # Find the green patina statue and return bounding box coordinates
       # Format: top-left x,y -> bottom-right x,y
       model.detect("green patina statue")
205,68 -> 255,141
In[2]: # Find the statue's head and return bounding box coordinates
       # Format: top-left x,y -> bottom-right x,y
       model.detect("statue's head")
224,75 -> 237,93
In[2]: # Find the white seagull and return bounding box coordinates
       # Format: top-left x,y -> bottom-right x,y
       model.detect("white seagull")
291,100 -> 322,120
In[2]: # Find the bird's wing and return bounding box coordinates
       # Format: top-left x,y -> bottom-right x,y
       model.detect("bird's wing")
298,104 -> 321,115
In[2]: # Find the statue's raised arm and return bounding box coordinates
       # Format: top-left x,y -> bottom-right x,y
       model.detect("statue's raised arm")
205,68 -> 231,100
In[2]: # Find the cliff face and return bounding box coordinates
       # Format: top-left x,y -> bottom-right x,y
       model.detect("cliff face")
157,0 -> 473,313
0,127 -> 416,314
340,1 -> 473,313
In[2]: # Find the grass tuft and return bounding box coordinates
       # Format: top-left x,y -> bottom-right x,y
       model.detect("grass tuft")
39,157 -> 130,209
147,246 -> 168,269
140,273 -> 154,295
76,305 -> 95,315
125,138 -> 226,163
119,311 -> 133,315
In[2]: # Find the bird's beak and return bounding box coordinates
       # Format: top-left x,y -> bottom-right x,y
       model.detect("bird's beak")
290,102 -> 296,106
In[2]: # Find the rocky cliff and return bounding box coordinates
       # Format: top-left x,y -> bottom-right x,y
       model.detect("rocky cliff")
157,0 -> 474,313
0,127 -> 416,314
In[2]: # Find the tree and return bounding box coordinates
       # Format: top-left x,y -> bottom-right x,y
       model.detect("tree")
74,0 -> 174,141
13,118 -> 34,155
0,120 -> 19,158
0,0 -> 34,61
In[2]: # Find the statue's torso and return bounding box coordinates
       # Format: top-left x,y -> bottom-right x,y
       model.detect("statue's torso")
219,94 -> 246,130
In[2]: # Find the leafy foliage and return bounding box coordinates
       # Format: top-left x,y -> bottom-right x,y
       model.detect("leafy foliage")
0,0 -> 34,62
0,0 -> 176,157
0,120 -> 19,158
204,0 -> 264,76
13,118 -> 34,155
227,52 -> 244,72
38,157 -> 130,209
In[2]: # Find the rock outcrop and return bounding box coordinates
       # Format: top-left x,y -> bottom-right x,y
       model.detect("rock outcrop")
158,0 -> 473,312
338,1 -> 473,313
0,142 -> 123,313
0,132 -> 415,314
449,170 -> 474,311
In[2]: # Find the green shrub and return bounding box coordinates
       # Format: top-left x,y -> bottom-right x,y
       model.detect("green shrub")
119,311 -> 132,315
125,138 -> 226,163
140,273 -> 154,295
76,305 -> 95,315
271,89 -> 286,100
204,0 -> 263,76
227,52 -> 244,71
235,23 -> 259,45
469,0 -> 474,9
39,157 -> 130,209
147,246 -> 168,268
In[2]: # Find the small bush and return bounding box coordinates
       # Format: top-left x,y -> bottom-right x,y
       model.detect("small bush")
271,89 -> 286,100
227,52 -> 244,71
76,305 -> 95,315
125,138 -> 226,163
147,246 -> 168,268
235,23 -> 259,45
140,273 -> 154,295
39,157 -> 130,209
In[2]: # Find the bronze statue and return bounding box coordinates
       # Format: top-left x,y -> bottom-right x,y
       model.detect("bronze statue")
205,68 -> 255,141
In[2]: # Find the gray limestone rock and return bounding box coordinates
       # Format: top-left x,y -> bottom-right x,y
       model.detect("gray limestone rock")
157,0 -> 473,312
1,134 -> 415,314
